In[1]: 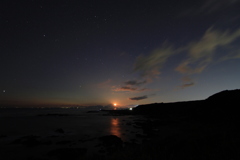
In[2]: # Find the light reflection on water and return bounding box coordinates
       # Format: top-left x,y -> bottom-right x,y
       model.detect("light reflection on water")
110,118 -> 121,137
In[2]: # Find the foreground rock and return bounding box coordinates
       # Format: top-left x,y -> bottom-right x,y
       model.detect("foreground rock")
98,135 -> 123,153
47,148 -> 87,160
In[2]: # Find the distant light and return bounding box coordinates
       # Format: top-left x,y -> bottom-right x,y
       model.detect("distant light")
113,103 -> 117,106
129,108 -> 133,110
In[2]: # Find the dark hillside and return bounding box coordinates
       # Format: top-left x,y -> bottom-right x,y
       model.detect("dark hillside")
133,100 -> 204,118
206,89 -> 240,103
104,90 -> 240,160
133,89 -> 240,121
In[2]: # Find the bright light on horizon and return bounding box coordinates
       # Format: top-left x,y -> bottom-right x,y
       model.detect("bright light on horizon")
113,103 -> 117,106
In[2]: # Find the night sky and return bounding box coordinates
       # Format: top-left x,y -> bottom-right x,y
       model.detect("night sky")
1,0 -> 240,107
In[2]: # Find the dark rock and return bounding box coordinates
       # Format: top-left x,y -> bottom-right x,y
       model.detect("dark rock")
56,140 -> 72,145
38,114 -> 70,117
26,157 -> 48,160
130,139 -> 137,143
48,135 -> 59,138
0,135 -> 7,138
11,136 -> 41,147
124,141 -> 139,149
41,140 -> 52,145
98,135 -> 123,152
98,148 -> 106,154
79,137 -> 96,143
99,135 -> 123,146
135,133 -> 147,138
11,136 -> 52,147
87,111 -> 99,113
55,128 -> 65,134
126,122 -> 132,125
47,113 -> 69,116
47,148 -> 87,160
133,125 -> 142,129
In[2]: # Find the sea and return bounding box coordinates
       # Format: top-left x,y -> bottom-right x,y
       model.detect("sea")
0,108 -> 145,159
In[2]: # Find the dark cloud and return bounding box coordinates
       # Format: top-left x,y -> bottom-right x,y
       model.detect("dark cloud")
124,80 -> 147,86
113,79 -> 148,92
179,76 -> 195,89
113,86 -> 137,92
121,86 -> 136,90
180,82 -> 195,89
129,95 -> 148,101
113,86 -> 148,92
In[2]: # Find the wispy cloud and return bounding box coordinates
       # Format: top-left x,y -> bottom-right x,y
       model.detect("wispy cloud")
178,76 -> 195,89
175,27 -> 240,74
220,48 -> 240,61
180,82 -> 195,89
133,45 -> 174,79
112,80 -> 148,92
112,86 -> 137,92
130,27 -> 240,91
129,95 -> 148,101
124,80 -> 147,86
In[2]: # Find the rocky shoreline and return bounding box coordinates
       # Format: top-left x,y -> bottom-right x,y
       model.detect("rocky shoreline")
88,89 -> 240,160
0,114 -> 148,160
1,90 -> 240,160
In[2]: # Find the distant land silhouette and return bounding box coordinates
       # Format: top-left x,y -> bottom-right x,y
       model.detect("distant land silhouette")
99,89 -> 240,160
206,89 -> 240,102
132,89 -> 240,121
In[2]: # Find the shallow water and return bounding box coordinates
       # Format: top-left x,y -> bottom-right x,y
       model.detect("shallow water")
0,108 -> 145,159
0,108 -> 141,139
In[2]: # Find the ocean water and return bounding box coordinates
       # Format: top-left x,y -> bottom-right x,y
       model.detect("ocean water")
0,108 -> 145,159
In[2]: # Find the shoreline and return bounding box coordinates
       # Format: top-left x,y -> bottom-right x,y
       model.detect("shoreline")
98,108 -> 240,160
0,109 -> 239,160
1,90 -> 240,159
0,111 -> 147,160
